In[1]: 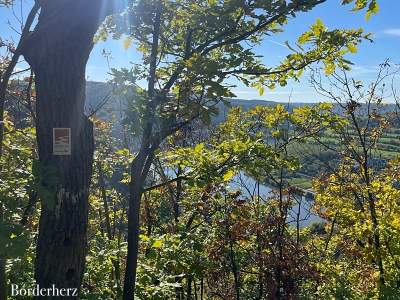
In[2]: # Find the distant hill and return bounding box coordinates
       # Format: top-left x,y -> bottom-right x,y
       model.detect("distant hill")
85,81 -> 398,121
85,81 -> 316,122
6,81 -> 398,124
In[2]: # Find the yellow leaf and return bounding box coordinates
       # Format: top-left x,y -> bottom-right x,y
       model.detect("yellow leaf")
272,130 -> 281,137
152,240 -> 163,248
223,170 -> 234,181
347,43 -> 358,53
194,143 -> 204,153
139,234 -> 149,242
115,148 -> 130,156
311,18 -> 325,35
120,177 -> 130,184
324,62 -> 336,75
123,37 -> 133,50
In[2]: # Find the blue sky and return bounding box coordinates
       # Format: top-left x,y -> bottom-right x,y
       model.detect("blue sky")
1,0 -> 399,102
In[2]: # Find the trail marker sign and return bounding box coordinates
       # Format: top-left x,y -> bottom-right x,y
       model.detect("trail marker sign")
53,128 -> 71,155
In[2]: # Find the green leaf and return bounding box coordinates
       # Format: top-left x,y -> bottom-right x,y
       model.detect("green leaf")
32,160 -> 60,211
366,1 -> 379,20
258,86 -> 265,96
0,223 -> 29,259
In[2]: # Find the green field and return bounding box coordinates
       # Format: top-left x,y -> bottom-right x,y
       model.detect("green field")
285,127 -> 400,190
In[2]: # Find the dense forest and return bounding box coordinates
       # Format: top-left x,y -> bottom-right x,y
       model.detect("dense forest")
1,0 -> 400,299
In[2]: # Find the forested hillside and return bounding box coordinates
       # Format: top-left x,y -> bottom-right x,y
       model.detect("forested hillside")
2,0 -> 400,299
85,81 -> 400,191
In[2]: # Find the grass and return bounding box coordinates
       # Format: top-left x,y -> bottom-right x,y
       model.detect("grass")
285,128 -> 400,191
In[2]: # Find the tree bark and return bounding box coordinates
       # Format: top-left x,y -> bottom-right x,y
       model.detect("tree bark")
123,3 -> 162,298
21,0 -> 114,296
0,196 -> 6,300
0,183 -> 6,300
123,150 -> 156,299
0,259 -> 6,300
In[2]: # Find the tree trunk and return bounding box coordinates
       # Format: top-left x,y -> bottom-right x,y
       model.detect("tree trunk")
0,253 -> 5,300
123,4 -> 162,298
21,0 -> 113,296
123,167 -> 144,299
187,276 -> 192,300
229,240 -> 240,300
123,150 -> 155,299
0,183 -> 6,300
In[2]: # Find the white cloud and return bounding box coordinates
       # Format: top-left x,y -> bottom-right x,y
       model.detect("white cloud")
350,65 -> 380,76
383,28 -> 400,37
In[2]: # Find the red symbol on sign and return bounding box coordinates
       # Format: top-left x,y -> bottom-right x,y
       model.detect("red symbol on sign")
53,128 -> 71,155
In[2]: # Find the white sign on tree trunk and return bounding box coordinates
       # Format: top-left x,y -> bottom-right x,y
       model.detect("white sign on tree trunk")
53,128 -> 71,155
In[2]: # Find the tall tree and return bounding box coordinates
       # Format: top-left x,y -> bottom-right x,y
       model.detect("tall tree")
104,0 -> 379,298
20,0 -> 118,295
306,63 -> 400,297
